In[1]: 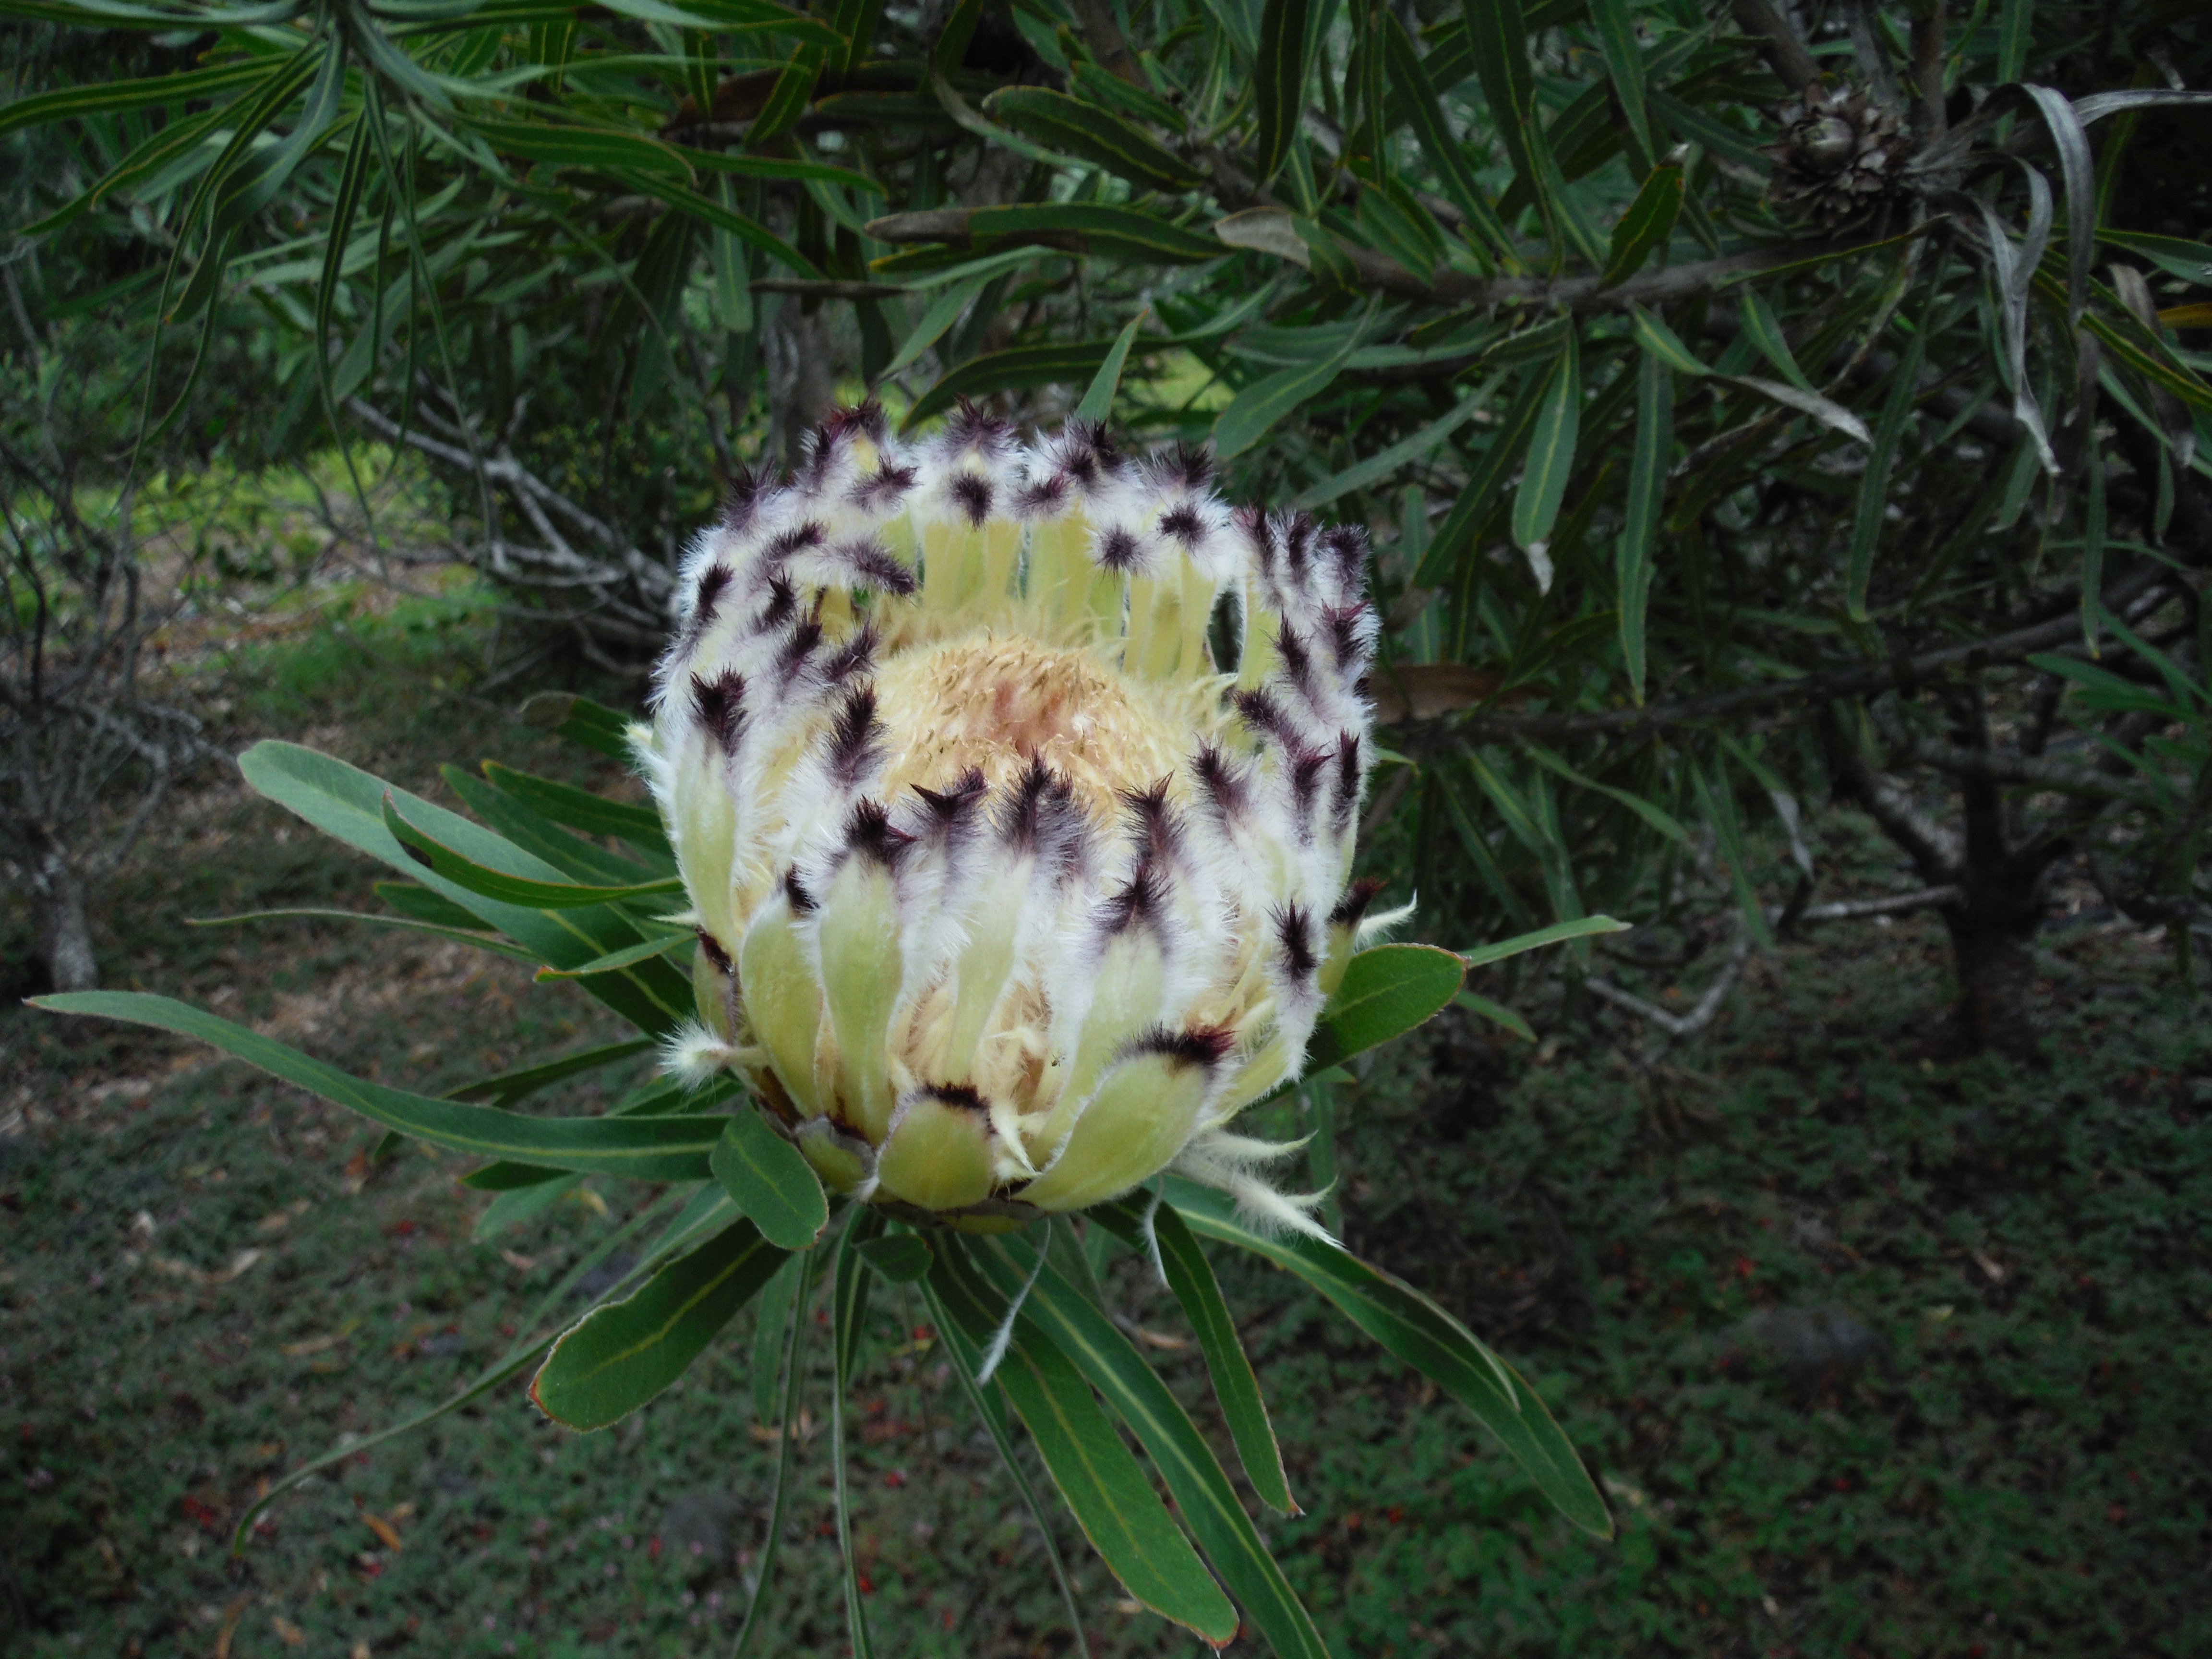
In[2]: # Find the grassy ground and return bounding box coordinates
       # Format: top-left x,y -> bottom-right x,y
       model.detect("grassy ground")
4,595 -> 2208,1659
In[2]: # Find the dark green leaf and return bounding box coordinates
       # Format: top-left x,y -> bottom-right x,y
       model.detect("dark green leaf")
1213,298 -> 1373,459
1076,307 -> 1148,422
1411,365 -> 1553,587
855,1233 -> 934,1282
1455,989 -> 1535,1042
185,904 -> 536,961
1616,345 -> 1672,702
1148,1204 -> 1294,1515
534,933 -> 693,979
981,88 -> 1204,192
973,1240 -> 1331,1659
749,46 -> 829,147
915,1276 -> 1093,1656
1847,331 -> 1926,621
2099,230 -> 2212,289
33,993 -> 723,1179
830,1210 -> 879,1659
532,1220 -> 784,1431
481,763 -> 673,858
0,57 -> 274,136
1302,943 -> 1465,1073
1379,11 -> 1512,263
474,1173 -> 582,1237
1512,330 -> 1581,559
446,1036 -> 656,1107
1738,288 -> 1814,393
1251,0 -> 1310,185
709,1110 -> 830,1251
1460,915 -> 1630,970
381,793 -> 685,909
462,115 -> 694,180
907,338 -> 1147,429
519,692 -> 636,760
1599,161 -> 1683,289
1589,0 -> 1652,167
238,743 -> 693,1035
1164,1180 -> 1612,1539
925,1243 -> 1236,1642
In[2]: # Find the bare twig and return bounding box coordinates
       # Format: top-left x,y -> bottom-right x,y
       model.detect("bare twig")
1906,738 -> 2172,813
866,209 -> 1880,316
1400,563 -> 2176,744
1796,884 -> 1964,923
1728,0 -> 1823,93
1586,925 -> 1754,1039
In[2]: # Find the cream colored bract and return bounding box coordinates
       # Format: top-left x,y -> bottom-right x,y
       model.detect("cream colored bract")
641,403 -> 1382,1232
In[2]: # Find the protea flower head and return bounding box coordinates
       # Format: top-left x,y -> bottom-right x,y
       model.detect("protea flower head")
639,401 -> 1385,1235
1765,83 -> 1910,227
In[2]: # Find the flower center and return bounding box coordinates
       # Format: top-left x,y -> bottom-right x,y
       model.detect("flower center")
874,632 -> 1226,824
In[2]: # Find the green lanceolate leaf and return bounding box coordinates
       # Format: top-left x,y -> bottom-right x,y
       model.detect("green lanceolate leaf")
1739,288 -> 1814,392
886,277 -> 985,373
481,763 -> 673,858
1292,374 -> 1503,510
446,1036 -> 656,1107
730,1244 -> 814,1659
1512,329 -> 1582,559
1692,757 -> 1773,949
1356,179 -> 1444,281
1379,12 -> 1512,263
1251,0 -> 1310,186
377,882 -> 484,929
1455,989 -> 1536,1042
1617,345 -> 1672,702
474,1173 -> 582,1237
855,1232 -> 933,1282
381,793 -> 686,909
1627,305 -> 1709,377
520,692 -> 635,760
462,115 -> 695,180
830,1210 -> 880,1659
709,1110 -> 830,1251
1464,0 -> 1562,250
1525,741 -> 1688,842
533,1219 -> 785,1431
238,743 -> 692,1035
962,203 -> 1222,264
972,1241 -> 1331,1659
1461,914 -> 1630,970
906,338 -> 1141,429
185,906 -> 537,961
925,1244 -> 1237,1643
1076,306 -> 1148,422
1302,943 -> 1465,1073
0,57 -> 274,136
748,45 -> 828,147
1589,0 -> 1653,166
1411,363 -> 1553,587
982,88 -> 1203,192
915,1275 -> 1093,1658
535,933 -> 693,979
2099,230 -> 2212,289
1148,1203 -> 1295,1515
1214,298 -> 1374,459
1847,331 -> 1926,621
32,993 -> 724,1179
1163,1180 -> 1612,1539
1600,160 -> 1683,289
